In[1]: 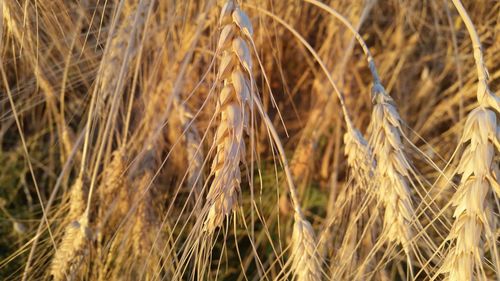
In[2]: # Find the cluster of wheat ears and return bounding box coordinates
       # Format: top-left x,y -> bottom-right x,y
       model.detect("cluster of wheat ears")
0,0 -> 499,280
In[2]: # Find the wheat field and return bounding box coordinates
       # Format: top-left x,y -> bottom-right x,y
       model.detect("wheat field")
0,0 -> 499,280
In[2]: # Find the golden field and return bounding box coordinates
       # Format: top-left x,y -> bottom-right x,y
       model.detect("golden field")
0,0 -> 499,280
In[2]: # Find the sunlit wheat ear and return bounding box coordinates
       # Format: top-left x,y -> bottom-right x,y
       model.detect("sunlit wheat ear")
95,149 -> 127,276
439,107 -> 498,280
50,179 -> 89,281
67,178 -> 85,221
174,100 -> 204,201
203,0 -> 252,234
344,127 -> 375,186
291,212 -> 322,281
131,169 -> 164,278
324,127 -> 374,276
369,84 -> 415,256
100,0 -> 149,101
50,216 -> 90,281
97,149 -> 128,227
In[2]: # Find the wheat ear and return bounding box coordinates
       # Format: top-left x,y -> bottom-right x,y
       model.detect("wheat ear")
438,1 -> 499,279
290,212 -> 322,281
50,178 -> 90,281
203,0 -> 252,233
174,99 -> 204,202
440,108 -> 497,280
369,84 -> 415,257
97,148 -> 128,227
95,148 -> 128,275
344,126 -> 375,187
99,0 -> 150,101
207,2 -> 323,279
131,167 -> 165,279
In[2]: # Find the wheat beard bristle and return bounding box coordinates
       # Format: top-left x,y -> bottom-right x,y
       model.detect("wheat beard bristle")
440,107 -> 498,280
203,0 -> 253,234
291,212 -> 322,281
369,85 -> 414,255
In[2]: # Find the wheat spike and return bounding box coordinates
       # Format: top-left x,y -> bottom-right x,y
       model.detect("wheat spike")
344,127 -> 375,187
439,108 -> 498,280
369,84 -> 415,255
203,0 -> 252,234
130,167 -> 165,279
438,1 -> 499,279
50,179 -> 89,281
100,0 -> 149,101
174,99 -> 204,201
50,216 -> 90,281
67,178 -> 85,222
291,212 -> 322,281
97,148 -> 128,229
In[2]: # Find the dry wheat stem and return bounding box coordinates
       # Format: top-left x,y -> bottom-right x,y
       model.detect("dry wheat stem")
303,0 -> 383,85
0,60 -> 61,281
241,18 -> 324,281
450,0 -> 500,113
